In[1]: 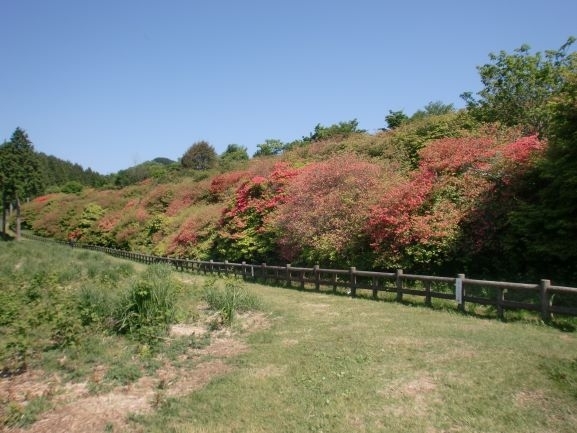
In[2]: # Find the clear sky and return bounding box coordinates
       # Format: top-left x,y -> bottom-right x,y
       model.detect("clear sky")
1,0 -> 576,174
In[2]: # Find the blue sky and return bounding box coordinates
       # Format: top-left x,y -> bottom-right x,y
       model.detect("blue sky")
1,0 -> 576,174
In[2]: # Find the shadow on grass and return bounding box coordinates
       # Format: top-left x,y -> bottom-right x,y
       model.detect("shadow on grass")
247,275 -> 577,333
0,232 -> 15,241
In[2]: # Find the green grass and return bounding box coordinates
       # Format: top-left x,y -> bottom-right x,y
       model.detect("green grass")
1,238 -> 576,432
202,276 -> 263,326
135,282 -> 577,433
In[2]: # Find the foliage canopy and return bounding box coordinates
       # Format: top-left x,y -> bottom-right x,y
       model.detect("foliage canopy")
461,37 -> 577,135
181,141 -> 217,170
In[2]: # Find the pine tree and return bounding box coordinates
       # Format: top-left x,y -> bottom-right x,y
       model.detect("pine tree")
0,128 -> 44,239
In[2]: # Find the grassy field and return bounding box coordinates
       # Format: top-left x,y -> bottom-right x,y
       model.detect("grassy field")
1,239 -> 576,433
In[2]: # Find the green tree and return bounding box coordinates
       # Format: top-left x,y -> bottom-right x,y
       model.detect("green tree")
253,139 -> 286,157
220,143 -> 249,167
61,181 -> 84,194
504,59 -> 577,284
385,110 -> 409,129
0,128 -> 44,239
303,119 -> 365,142
181,141 -> 217,170
410,101 -> 455,121
461,37 -> 577,135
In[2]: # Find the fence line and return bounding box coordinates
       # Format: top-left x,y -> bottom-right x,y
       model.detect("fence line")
26,234 -> 577,321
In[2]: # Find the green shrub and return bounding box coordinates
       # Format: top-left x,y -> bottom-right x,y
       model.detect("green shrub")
202,277 -> 261,325
77,284 -> 116,327
1,396 -> 52,428
114,264 -> 177,342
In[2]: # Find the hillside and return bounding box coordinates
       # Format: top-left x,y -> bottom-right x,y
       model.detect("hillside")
21,110 -> 567,283
9,38 -> 577,285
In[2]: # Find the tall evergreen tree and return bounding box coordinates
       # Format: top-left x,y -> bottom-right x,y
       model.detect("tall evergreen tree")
0,128 -> 44,239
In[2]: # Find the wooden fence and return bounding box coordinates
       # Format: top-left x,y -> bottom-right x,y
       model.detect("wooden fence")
27,235 -> 577,321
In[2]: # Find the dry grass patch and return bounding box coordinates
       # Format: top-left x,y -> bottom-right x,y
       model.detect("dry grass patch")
2,311 -> 266,433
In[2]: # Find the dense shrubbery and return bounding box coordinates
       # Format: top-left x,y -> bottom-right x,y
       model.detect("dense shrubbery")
273,154 -> 393,268
0,242 -> 185,377
18,119 -> 558,282
368,129 -> 545,273
16,39 -> 577,284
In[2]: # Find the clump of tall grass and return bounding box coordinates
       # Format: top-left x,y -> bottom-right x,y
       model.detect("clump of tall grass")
202,277 -> 262,325
114,264 -> 178,343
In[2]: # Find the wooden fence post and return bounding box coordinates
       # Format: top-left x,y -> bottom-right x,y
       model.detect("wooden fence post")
456,274 -> 465,312
210,260 -> 216,275
261,263 -> 267,281
396,269 -> 404,302
540,279 -> 551,322
314,265 -> 320,291
372,276 -> 378,299
497,288 -> 505,320
349,267 -> 357,297
425,280 -> 432,307
286,264 -> 292,287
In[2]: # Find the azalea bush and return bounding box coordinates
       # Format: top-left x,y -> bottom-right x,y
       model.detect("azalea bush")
165,204 -> 222,258
273,155 -> 392,268
368,129 -> 545,272
212,163 -> 298,263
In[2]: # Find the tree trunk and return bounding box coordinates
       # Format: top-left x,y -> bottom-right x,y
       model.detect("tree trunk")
1,192 -> 6,237
15,197 -> 21,241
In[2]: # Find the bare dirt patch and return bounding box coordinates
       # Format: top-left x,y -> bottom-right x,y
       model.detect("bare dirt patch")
378,374 -> 440,417
2,312 -> 268,433
170,323 -> 207,337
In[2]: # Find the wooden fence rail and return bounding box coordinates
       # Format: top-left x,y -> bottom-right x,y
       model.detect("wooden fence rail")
25,234 -> 577,321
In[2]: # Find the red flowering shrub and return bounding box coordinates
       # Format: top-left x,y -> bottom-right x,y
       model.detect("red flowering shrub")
213,163 -> 299,263
165,205 -> 223,258
368,133 -> 545,270
142,184 -> 174,212
208,170 -> 250,202
273,155 -> 389,267
32,194 -> 57,203
163,179 -> 209,217
98,212 -> 122,232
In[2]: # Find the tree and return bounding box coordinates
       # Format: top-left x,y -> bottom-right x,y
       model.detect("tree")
220,143 -> 249,167
181,141 -> 217,170
410,101 -> 455,121
303,119 -> 366,142
385,110 -> 408,129
0,128 -> 44,239
461,37 -> 577,135
504,59 -> 577,284
253,139 -> 286,157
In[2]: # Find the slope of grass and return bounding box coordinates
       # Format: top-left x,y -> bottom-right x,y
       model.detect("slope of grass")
1,239 -> 576,432
135,280 -> 577,433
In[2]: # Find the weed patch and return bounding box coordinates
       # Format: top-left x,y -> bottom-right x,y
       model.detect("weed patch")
202,277 -> 262,325
113,264 -> 178,343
